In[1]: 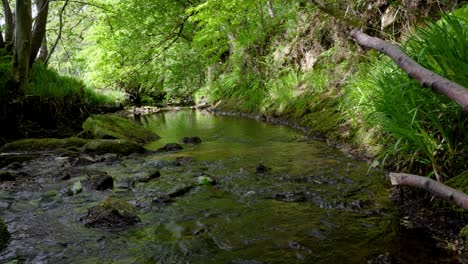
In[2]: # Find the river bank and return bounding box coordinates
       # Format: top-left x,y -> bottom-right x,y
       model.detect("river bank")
203,102 -> 468,260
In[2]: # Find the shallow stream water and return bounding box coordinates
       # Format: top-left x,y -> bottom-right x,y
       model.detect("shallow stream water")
0,110 -> 458,263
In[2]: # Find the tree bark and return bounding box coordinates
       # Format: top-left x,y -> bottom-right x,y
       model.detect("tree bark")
13,0 -> 32,99
30,0 -> 49,64
2,0 -> 15,43
350,29 -> 468,112
0,28 -> 4,48
390,172 -> 468,211
37,36 -> 48,62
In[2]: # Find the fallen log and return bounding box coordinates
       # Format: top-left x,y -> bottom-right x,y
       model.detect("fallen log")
350,29 -> 468,112
389,172 -> 468,211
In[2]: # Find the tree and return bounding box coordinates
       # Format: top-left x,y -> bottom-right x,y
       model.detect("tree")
2,0 -> 51,100
13,0 -> 33,98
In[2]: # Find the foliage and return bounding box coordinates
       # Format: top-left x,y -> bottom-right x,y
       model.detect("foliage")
344,10 -> 468,179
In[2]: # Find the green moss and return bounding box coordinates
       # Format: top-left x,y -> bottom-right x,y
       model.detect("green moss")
459,225 -> 468,243
0,218 -> 10,250
446,170 -> 468,194
102,197 -> 137,217
82,115 -> 160,144
0,137 -> 90,152
81,139 -> 145,155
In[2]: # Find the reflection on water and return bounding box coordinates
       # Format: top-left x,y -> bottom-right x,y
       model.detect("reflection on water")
0,110 -> 458,263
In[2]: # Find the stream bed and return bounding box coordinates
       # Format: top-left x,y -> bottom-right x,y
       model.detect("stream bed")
0,110 -> 459,263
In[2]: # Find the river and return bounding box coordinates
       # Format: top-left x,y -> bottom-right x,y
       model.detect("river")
0,110 -> 457,263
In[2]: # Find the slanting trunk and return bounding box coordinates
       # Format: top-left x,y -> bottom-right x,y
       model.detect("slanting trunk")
350,29 -> 468,112
30,0 -> 49,64
390,172 -> 468,211
2,0 -> 15,43
13,0 -> 33,99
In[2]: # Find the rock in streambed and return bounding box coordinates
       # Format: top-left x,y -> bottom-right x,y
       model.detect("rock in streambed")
81,197 -> 140,228
82,114 -> 160,144
0,218 -> 10,250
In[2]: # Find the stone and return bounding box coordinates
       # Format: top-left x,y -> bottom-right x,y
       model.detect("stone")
81,139 -> 146,156
72,181 -> 83,194
180,137 -> 202,145
82,173 -> 114,191
82,115 -> 160,144
0,171 -> 15,182
174,156 -> 194,166
134,170 -> 161,183
81,197 -> 140,228
0,137 -> 90,152
197,176 -> 215,186
156,143 -> 183,152
0,218 -> 9,250
256,163 -> 271,174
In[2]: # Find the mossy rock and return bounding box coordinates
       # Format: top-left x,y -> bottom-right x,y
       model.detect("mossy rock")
81,139 -> 146,155
82,115 -> 160,144
446,170 -> 468,194
0,218 -> 10,250
81,197 -> 140,228
0,137 -> 90,152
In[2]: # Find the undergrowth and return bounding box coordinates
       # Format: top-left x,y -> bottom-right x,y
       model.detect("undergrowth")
202,4 -> 468,181
344,8 -> 468,180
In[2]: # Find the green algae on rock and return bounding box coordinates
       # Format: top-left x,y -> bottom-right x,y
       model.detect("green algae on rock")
82,115 -> 160,144
0,218 -> 10,250
81,139 -> 146,155
81,197 -> 140,228
0,137 -> 90,152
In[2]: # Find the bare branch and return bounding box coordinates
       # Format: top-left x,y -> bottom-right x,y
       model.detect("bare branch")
390,172 -> 468,211
350,29 -> 468,112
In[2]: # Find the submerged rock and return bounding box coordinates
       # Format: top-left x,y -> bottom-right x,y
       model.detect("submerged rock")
157,143 -> 183,152
81,139 -> 146,156
275,192 -> 307,202
197,176 -> 215,186
174,156 -> 195,166
0,137 -> 90,152
0,218 -> 10,250
81,172 -> 114,191
134,170 -> 161,183
180,136 -> 202,145
82,114 -> 160,144
81,197 -> 140,228
0,171 -> 16,182
256,163 -> 271,174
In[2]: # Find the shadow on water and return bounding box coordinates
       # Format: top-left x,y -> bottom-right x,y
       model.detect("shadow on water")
0,110 -> 460,263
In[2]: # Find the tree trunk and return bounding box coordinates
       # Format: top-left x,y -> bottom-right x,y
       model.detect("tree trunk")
390,172 -> 468,211
30,0 -> 49,65
350,29 -> 468,112
2,0 -> 15,43
37,36 -> 48,62
13,0 -> 33,99
0,28 -> 4,48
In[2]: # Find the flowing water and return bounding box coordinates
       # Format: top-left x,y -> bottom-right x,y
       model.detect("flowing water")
0,110 -> 458,263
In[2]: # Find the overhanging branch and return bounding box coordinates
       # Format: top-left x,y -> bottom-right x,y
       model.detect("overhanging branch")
350,29 -> 468,112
